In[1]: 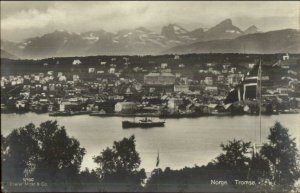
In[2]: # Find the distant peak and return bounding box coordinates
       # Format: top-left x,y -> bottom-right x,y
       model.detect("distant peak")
161,23 -> 188,40
244,25 -> 259,34
135,27 -> 152,33
162,23 -> 188,32
207,18 -> 244,34
54,29 -> 69,33
168,23 -> 186,29
247,25 -> 258,30
51,29 -> 71,35
161,23 -> 179,28
161,23 -> 189,39
216,19 -> 233,27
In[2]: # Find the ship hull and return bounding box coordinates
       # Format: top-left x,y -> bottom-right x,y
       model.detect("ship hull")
122,121 -> 165,128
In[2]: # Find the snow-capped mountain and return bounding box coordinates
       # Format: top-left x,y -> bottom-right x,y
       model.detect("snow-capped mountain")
161,24 -> 196,41
2,19 -> 296,58
163,29 -> 300,54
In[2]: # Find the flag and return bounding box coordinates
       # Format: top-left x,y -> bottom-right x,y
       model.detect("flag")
256,62 -> 262,100
156,151 -> 159,167
224,64 -> 260,104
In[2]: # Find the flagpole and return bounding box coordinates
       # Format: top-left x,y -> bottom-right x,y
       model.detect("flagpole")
259,60 -> 262,144
156,150 -> 159,191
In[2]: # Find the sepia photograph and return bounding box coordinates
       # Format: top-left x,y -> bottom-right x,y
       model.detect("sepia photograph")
1,1 -> 300,192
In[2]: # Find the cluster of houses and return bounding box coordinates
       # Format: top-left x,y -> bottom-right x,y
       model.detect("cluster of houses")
1,54 -> 300,116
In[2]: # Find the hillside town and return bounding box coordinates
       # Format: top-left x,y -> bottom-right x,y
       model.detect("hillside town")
1,53 -> 300,117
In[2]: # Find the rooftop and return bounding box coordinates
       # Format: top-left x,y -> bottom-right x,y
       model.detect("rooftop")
145,72 -> 175,77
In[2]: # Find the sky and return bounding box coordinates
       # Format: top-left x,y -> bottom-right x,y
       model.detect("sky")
1,1 -> 299,42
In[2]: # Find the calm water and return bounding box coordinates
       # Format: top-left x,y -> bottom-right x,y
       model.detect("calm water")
1,113 -> 300,173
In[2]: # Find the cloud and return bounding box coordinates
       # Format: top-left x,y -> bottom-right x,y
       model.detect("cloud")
1,2 -> 153,31
2,8 -> 65,30
0,1 -> 54,19
1,1 -> 299,41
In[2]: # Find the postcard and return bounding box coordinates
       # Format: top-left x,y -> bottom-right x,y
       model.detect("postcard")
1,1 -> 300,192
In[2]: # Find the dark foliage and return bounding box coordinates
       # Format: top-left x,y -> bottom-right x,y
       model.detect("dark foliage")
146,122 -> 299,192
1,120 -> 86,191
93,135 -> 146,192
260,122 -> 300,192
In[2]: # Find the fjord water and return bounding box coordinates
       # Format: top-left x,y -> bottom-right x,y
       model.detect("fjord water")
1,113 -> 300,173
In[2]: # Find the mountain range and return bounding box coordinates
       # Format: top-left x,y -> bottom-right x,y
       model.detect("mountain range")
1,19 -> 299,59
164,29 -> 300,54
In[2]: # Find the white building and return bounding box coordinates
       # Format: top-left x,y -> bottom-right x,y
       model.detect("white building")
217,75 -> 225,82
161,63 -> 168,69
174,85 -> 189,93
115,102 -> 137,113
72,59 -> 81,65
47,71 -> 54,75
283,53 -> 289,61
24,75 -> 30,79
178,64 -> 185,68
227,74 -> 242,86
109,68 -> 115,74
144,72 -> 176,85
204,77 -> 213,85
230,67 -> 237,73
174,55 -> 180,60
276,88 -> 289,94
88,68 -> 95,73
59,76 -> 67,82
175,73 -> 181,78
248,63 -> 255,68
73,75 -> 80,82
49,84 -> 55,91
16,100 -> 26,109
168,98 -> 184,111
34,75 -> 40,81
57,72 -> 63,77
16,78 -> 24,85
205,86 -> 218,95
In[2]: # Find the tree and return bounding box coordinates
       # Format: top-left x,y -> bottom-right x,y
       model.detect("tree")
93,135 -> 146,191
33,121 -> 86,184
248,153 -> 271,183
215,139 -> 252,168
2,120 -> 86,191
75,168 -> 100,192
145,122 -> 299,192
260,122 -> 300,192
2,123 -> 39,181
78,168 -> 99,184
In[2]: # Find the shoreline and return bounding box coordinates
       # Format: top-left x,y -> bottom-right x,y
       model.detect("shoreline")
2,110 -> 299,118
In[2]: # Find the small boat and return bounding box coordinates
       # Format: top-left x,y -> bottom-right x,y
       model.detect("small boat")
122,117 -> 165,128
